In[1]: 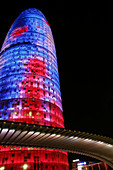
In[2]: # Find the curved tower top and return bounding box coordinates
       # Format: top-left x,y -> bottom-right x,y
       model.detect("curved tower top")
17,8 -> 47,20
1,8 -> 55,56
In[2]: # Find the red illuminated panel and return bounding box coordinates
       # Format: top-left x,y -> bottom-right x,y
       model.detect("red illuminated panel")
0,147 -> 69,169
6,58 -> 64,128
11,26 -> 28,37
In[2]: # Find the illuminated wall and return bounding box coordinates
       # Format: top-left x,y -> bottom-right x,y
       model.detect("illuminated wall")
0,8 -> 69,169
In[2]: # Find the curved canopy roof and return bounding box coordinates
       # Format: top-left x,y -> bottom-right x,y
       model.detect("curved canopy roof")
0,120 -> 113,168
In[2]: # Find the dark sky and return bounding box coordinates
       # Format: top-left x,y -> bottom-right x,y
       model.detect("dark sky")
0,1 -> 113,163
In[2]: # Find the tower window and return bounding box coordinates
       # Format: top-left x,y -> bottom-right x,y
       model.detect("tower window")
12,153 -> 15,157
45,153 -> 47,159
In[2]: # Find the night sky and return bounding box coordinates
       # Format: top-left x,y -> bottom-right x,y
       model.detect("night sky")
0,1 -> 113,164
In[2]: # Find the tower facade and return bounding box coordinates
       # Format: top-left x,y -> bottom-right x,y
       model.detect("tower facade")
0,8 -> 69,169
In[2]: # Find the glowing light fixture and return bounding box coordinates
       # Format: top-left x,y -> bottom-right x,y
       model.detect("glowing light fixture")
23,164 -> 28,170
77,162 -> 87,166
73,159 -> 80,162
0,166 -> 5,170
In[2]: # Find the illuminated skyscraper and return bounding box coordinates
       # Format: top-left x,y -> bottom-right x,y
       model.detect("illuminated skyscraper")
0,8 -> 69,169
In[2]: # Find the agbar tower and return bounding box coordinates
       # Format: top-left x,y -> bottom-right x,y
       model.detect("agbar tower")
0,8 -> 69,170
